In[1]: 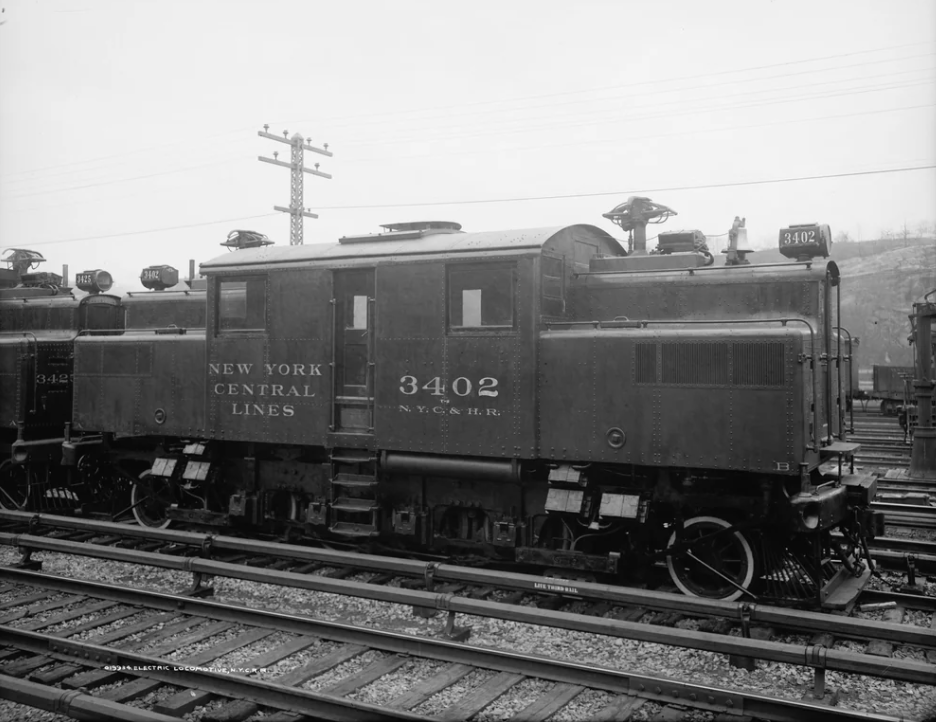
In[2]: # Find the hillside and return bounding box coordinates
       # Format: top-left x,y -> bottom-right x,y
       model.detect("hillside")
836,242 -> 936,369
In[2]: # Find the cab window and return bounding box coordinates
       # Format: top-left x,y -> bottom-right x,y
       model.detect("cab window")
217,276 -> 266,333
448,264 -> 514,330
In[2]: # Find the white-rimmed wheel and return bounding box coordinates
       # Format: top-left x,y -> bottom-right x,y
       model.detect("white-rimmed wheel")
131,471 -> 173,529
666,515 -> 756,601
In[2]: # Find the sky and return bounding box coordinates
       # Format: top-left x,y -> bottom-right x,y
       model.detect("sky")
1,0 -> 934,290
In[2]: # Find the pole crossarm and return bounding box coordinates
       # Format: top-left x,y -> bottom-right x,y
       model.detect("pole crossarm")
258,127 -> 332,245
258,156 -> 333,179
274,205 -> 319,219
257,130 -> 333,157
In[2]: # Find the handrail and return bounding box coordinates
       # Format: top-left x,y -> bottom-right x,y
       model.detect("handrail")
824,269 -> 834,443
575,260 -> 815,277
328,296 -> 337,432
833,326 -> 855,435
20,332 -> 38,415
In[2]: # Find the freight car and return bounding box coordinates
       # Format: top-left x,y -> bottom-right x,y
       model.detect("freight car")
871,365 -> 915,416
61,207 -> 880,607
0,249 -> 121,512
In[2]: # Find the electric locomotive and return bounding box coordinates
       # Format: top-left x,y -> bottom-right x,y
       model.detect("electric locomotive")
0,248 -> 121,512
64,205 -> 880,607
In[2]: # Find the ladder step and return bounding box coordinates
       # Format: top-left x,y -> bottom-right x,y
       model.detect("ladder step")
332,497 -> 379,512
330,451 -> 377,463
329,521 -> 379,537
333,473 -> 377,487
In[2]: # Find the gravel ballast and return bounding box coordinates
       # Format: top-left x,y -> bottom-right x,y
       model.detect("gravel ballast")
0,546 -> 934,721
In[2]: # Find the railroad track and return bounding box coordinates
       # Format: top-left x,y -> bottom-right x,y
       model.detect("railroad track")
5,565 -> 917,722
839,410 -> 936,499
1,512 -> 934,674
871,501 -> 936,529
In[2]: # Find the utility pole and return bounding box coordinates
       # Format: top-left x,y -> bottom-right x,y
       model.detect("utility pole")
258,125 -> 332,245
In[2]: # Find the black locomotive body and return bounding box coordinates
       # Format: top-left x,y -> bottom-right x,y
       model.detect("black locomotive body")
53,218 -> 880,606
0,253 -> 122,512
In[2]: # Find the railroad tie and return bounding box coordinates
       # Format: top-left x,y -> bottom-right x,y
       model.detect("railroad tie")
152,627 -> 274,715
385,663 -> 473,710
202,644 -> 367,722
507,683 -> 584,722
866,606 -> 905,657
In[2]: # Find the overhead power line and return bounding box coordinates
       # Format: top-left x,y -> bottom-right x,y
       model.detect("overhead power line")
280,41 -> 936,128
318,52 -> 936,135
23,164 -> 936,247
1,40 -> 930,182
343,76 -> 936,149
26,213 -> 280,247
3,158 -> 244,200
343,102 -> 936,164
4,73 -> 930,199
318,164 -> 936,210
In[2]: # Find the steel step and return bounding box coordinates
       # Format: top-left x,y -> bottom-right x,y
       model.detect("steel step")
332,473 -> 377,487
331,497 -> 379,512
329,521 -> 378,537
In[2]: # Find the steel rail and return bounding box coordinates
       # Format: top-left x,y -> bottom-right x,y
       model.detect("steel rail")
0,568 -> 911,722
1,513 -> 934,648
872,502 -> 936,515
858,589 -> 936,613
0,675 -> 179,722
0,628 -> 425,722
860,545 -> 936,577
1,535 -> 935,678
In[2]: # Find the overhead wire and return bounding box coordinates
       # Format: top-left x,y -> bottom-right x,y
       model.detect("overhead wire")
321,53 -> 936,137
1,40 -> 931,182
316,164 -> 936,210
24,213 -> 281,247
279,40 -> 936,127
343,102 -> 936,164
340,75 -> 936,149
3,69 -> 931,199
23,163 -> 936,246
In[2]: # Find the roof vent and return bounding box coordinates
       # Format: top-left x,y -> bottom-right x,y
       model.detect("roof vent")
339,221 -> 462,244
221,229 -> 274,251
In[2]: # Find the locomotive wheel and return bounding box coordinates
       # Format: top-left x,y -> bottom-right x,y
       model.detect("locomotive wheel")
666,516 -> 756,601
131,471 -> 173,529
0,460 -> 31,511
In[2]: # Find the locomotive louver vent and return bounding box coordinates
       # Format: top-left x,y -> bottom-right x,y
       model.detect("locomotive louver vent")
636,343 -> 657,383
732,342 -> 785,386
663,342 -> 729,385
637,341 -> 785,386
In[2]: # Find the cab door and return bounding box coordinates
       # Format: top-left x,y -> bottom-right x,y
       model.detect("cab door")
332,269 -> 374,433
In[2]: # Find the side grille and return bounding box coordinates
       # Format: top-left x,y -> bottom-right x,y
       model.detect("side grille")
638,340 -> 786,387
661,342 -> 729,385
733,341 -> 785,386
636,343 -> 657,383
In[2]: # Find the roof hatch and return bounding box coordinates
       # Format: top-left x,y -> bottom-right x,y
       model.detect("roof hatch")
339,220 -> 463,244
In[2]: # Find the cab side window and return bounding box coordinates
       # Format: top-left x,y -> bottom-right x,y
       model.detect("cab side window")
217,276 -> 266,333
448,264 -> 514,330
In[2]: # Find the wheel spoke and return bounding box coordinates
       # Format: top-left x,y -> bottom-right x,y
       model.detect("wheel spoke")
667,516 -> 756,601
